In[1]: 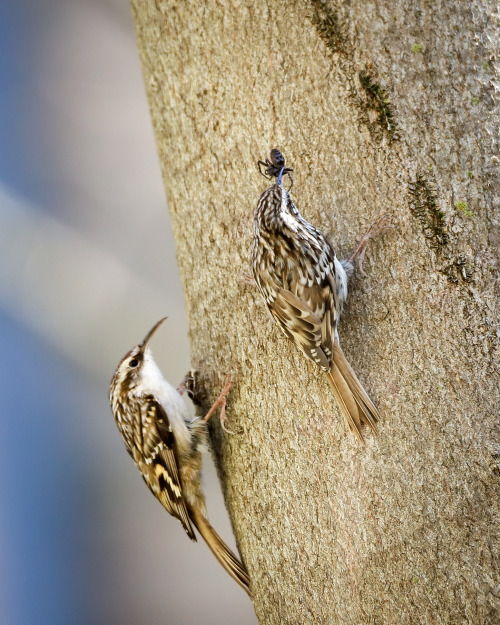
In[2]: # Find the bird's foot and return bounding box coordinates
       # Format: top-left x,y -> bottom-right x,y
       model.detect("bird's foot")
348,213 -> 391,277
177,372 -> 195,398
203,374 -> 235,434
239,274 -> 256,286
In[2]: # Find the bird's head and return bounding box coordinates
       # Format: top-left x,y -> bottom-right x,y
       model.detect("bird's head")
109,317 -> 167,402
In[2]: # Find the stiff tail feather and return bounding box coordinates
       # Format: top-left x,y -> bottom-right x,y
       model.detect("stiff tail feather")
189,506 -> 252,597
325,344 -> 379,442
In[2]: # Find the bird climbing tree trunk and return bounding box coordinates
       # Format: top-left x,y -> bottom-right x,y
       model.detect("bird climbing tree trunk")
131,1 -> 499,623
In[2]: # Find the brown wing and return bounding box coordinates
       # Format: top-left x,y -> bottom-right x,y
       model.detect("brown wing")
140,396 -> 196,540
258,243 -> 338,371
288,266 -> 337,366
252,187 -> 340,371
270,285 -> 330,370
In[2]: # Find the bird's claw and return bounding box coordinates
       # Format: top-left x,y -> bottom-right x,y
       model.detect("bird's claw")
349,212 -> 391,276
203,374 -> 235,434
177,372 -> 196,398
239,274 -> 256,286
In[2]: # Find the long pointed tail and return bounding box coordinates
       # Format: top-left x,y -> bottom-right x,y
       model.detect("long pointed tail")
189,506 -> 252,597
325,344 -> 379,442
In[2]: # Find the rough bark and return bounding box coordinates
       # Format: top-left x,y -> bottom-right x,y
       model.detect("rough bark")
131,1 -> 499,623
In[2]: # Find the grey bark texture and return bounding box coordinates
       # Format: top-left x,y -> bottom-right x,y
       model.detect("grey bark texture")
131,1 -> 499,623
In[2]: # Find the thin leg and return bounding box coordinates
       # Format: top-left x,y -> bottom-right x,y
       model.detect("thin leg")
203,374 -> 234,434
349,213 -> 390,277
240,274 -> 256,286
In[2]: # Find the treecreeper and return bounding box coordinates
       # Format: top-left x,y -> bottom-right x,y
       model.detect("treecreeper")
252,149 -> 387,442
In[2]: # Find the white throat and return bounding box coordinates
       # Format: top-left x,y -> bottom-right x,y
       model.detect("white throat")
136,348 -> 192,449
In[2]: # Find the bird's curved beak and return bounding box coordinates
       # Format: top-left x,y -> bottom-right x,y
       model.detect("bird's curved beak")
276,166 -> 285,187
140,317 -> 167,350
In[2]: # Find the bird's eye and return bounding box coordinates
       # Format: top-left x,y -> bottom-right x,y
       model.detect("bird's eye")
129,358 -> 139,368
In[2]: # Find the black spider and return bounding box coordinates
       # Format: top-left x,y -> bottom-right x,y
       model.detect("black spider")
257,148 -> 294,190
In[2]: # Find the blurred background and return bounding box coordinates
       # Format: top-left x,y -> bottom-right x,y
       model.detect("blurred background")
0,1 -> 256,623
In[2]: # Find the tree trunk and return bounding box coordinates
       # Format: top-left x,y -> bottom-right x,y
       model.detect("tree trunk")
131,1 -> 499,623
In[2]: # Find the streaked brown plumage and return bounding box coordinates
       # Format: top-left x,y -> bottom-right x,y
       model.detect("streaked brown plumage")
251,150 -> 380,442
109,318 -> 251,595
